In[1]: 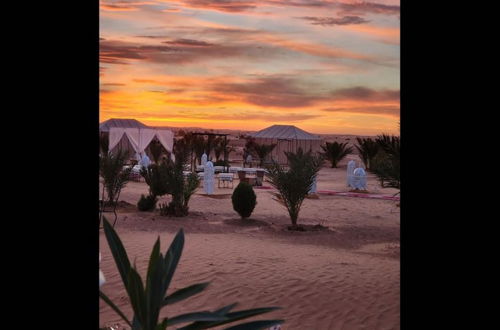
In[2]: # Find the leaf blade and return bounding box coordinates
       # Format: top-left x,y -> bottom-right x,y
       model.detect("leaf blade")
162,282 -> 210,306
99,290 -> 132,327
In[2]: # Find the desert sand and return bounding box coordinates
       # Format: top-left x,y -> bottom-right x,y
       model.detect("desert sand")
99,156 -> 400,330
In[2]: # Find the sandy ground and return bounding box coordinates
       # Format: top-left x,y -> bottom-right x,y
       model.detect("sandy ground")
100,160 -> 400,330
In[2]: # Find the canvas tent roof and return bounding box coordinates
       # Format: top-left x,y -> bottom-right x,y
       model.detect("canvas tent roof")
250,125 -> 321,140
99,118 -> 149,132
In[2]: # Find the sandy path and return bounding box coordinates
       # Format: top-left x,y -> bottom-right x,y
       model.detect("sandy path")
100,231 -> 399,330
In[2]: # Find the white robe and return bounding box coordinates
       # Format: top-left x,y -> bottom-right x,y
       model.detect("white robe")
203,161 -> 215,194
352,167 -> 367,190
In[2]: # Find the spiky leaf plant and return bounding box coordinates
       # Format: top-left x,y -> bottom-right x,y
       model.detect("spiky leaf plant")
266,148 -> 323,228
100,218 -> 284,330
320,142 -> 353,168
100,132 -> 109,155
100,150 -> 132,205
253,143 -> 277,168
150,140 -> 166,164
354,137 -> 379,170
371,134 -> 400,189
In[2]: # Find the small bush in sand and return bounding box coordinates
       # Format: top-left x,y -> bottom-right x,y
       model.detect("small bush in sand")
266,148 -> 323,230
232,182 -> 257,219
100,218 -> 284,330
137,194 -> 157,211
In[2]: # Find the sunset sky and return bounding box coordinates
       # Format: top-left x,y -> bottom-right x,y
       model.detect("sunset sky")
100,0 -> 400,135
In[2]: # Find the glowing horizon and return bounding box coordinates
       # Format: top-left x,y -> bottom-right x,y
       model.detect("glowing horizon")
100,0 -> 400,135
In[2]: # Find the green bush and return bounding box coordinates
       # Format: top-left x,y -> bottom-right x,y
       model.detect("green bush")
231,182 -> 257,219
100,218 -> 284,330
137,194 -> 157,211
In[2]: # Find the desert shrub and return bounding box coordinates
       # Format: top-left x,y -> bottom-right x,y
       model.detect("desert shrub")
137,194 -> 157,211
231,182 -> 257,219
320,141 -> 353,168
266,148 -> 323,228
100,218 -> 284,330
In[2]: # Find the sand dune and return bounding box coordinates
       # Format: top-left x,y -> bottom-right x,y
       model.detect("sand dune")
100,166 -> 399,329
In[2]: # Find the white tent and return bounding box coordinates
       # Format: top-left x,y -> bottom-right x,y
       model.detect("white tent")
100,119 -> 174,159
99,118 -> 148,132
250,125 -> 323,164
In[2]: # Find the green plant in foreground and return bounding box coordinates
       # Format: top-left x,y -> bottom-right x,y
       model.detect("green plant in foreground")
100,218 -> 283,330
231,182 -> 257,219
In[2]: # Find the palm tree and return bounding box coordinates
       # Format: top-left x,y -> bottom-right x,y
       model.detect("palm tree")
243,136 -> 257,159
99,150 -> 131,205
266,148 -> 323,229
149,139 -> 165,163
193,135 -> 206,165
371,134 -> 400,189
213,137 -> 223,161
100,132 -> 109,155
205,133 -> 216,158
320,141 -> 353,168
253,143 -> 277,167
354,137 -> 379,170
376,134 -> 400,159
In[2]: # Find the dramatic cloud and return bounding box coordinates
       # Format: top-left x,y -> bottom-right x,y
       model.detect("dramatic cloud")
106,109 -> 322,122
338,1 -> 400,16
99,39 -> 273,64
99,36 -> 374,66
163,38 -> 214,46
322,105 -> 399,116
100,0 -> 400,134
331,87 -> 399,101
101,83 -> 127,86
211,77 -> 321,108
169,0 -> 258,13
297,16 -> 369,26
100,1 -> 157,12
163,1 -> 400,15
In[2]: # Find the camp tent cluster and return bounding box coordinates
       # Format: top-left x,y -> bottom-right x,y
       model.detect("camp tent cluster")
250,125 -> 323,164
99,119 -> 174,159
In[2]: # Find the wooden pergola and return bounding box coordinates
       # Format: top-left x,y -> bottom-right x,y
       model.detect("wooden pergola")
191,132 -> 230,173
